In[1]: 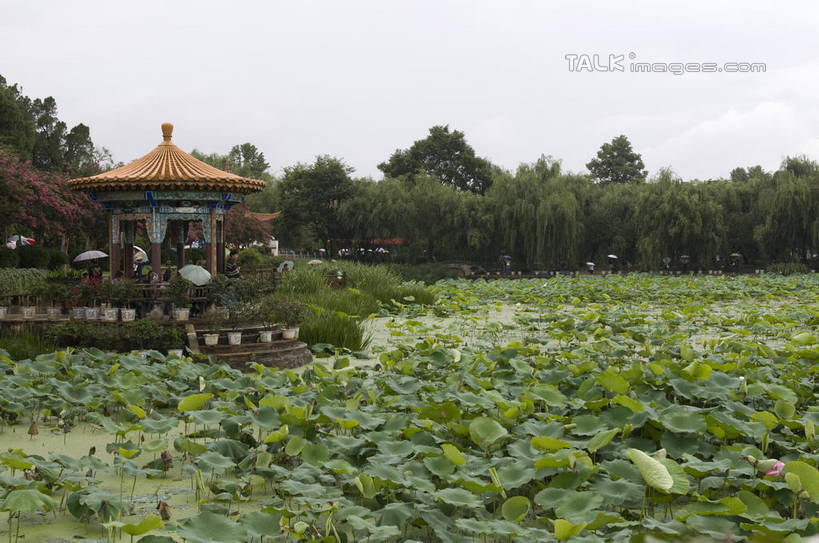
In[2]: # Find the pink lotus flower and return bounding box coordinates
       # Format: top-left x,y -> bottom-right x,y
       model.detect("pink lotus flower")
766,461 -> 785,477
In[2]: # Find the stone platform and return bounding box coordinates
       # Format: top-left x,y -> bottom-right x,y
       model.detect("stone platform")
186,324 -> 312,370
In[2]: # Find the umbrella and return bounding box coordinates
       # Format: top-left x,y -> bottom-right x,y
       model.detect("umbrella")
7,235 -> 34,246
277,261 -> 295,273
503,255 -> 512,260
586,262 -> 595,267
730,252 -> 742,258
73,250 -> 109,262
607,254 -> 618,259
308,259 -> 322,265
134,246 -> 149,263
178,264 -> 211,286
5,241 -> 15,250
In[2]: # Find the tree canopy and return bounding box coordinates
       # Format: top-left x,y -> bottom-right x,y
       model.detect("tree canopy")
378,125 -> 494,195
586,134 -> 647,186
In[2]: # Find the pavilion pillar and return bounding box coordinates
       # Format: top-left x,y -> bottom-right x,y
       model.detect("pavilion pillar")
205,210 -> 217,275
109,212 -> 120,278
123,221 -> 135,279
151,242 -> 162,281
216,218 -> 225,274
175,221 -> 185,271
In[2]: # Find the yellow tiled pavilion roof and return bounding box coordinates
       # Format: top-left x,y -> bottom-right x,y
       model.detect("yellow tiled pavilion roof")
68,123 -> 266,194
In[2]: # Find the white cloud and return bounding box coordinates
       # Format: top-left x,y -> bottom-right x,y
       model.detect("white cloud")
643,100 -> 818,179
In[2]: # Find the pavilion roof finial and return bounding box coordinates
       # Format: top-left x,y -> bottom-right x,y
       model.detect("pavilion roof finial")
161,122 -> 174,142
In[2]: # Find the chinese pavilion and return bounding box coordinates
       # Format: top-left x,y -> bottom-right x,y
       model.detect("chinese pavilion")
68,123 -> 265,279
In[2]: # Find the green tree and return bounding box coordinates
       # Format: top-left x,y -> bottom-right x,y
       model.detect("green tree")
228,143 -> 270,179
191,143 -> 271,180
586,135 -> 647,186
0,76 -> 35,158
378,125 -> 494,195
277,156 -> 353,248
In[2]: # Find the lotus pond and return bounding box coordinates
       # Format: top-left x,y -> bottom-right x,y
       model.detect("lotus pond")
0,273 -> 818,542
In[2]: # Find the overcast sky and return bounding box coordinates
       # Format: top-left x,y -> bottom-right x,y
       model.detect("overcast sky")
3,0 -> 818,181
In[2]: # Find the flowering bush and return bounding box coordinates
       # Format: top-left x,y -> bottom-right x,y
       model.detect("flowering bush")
0,150 -> 102,244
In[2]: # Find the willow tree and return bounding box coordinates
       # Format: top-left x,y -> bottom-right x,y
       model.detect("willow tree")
754,171 -> 815,262
635,169 -> 725,269
487,157 -> 586,268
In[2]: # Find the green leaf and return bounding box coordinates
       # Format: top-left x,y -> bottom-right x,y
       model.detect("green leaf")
258,395 -> 289,410
501,496 -> 530,522
122,514 -> 164,536
434,488 -> 484,507
586,428 -> 619,453
783,461 -> 819,503
0,489 -> 57,512
263,424 -> 289,443
791,332 -> 816,346
301,441 -> 329,466
596,370 -> 629,394
554,518 -> 587,541
354,474 -> 376,498
531,435 -> 571,451
441,443 -> 465,466
424,455 -> 455,478
177,393 -> 213,412
284,436 -> 306,456
774,400 -> 795,420
612,395 -> 643,412
626,448 -> 673,491
177,511 -> 247,543
658,457 -> 689,495
752,410 -> 779,430
128,404 -> 146,419
468,417 -> 508,449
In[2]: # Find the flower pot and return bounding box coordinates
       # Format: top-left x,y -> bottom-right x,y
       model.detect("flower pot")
168,349 -> 184,358
227,331 -> 242,345
47,307 -> 62,320
71,307 -> 86,319
0,307 -> 7,319
21,306 -> 36,319
102,308 -> 118,322
85,307 -> 99,320
259,330 -> 273,343
120,308 -> 136,322
282,327 -> 299,340
203,333 -> 219,346
173,308 -> 190,321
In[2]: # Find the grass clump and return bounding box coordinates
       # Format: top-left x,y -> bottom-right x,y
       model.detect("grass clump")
298,309 -> 371,352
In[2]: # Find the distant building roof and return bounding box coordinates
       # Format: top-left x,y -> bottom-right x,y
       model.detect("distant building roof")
68,123 -> 265,194
249,211 -> 281,222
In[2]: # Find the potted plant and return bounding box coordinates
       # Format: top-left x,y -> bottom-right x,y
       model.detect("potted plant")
98,280 -> 119,321
278,299 -> 309,340
204,274 -> 229,310
197,308 -> 225,346
34,282 -> 66,320
69,282 -> 90,319
226,301 -> 254,345
113,279 -> 139,321
166,275 -> 193,321
258,298 -> 280,343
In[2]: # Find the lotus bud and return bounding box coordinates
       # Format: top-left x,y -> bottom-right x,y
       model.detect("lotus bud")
764,461 -> 785,478
755,458 -> 779,473
744,455 -> 758,466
